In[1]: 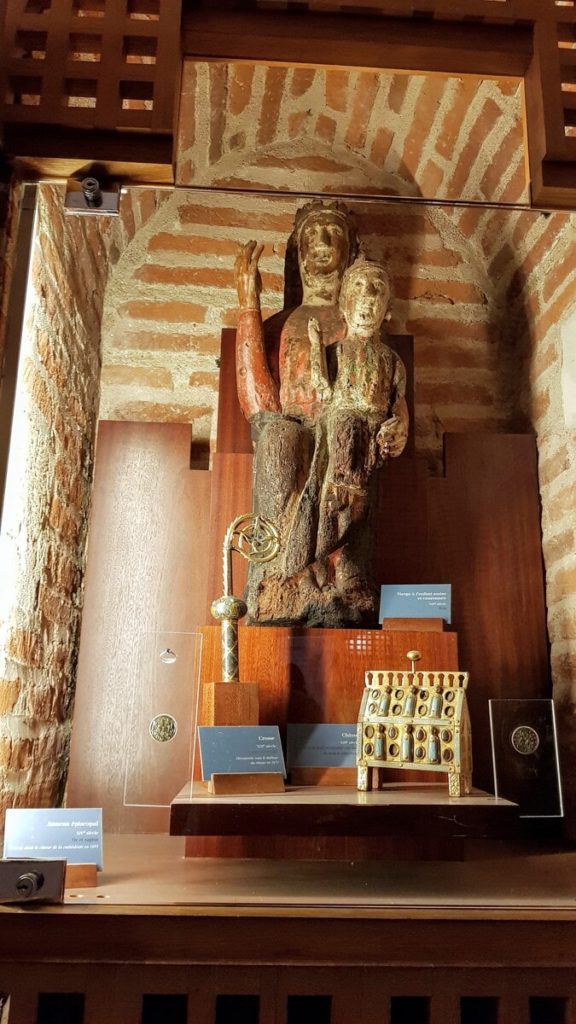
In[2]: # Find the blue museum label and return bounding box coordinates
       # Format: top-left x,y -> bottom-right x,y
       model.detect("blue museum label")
379,583 -> 451,623
3,807 -> 103,869
287,723 -> 357,768
197,726 -> 286,781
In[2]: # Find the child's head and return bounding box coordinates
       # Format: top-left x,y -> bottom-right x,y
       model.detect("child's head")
339,258 -> 391,334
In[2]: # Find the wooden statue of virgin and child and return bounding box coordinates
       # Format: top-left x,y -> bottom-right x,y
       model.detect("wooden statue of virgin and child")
234,199 -> 408,630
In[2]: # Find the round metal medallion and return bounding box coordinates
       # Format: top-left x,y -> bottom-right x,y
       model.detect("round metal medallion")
511,725 -> 540,756
149,714 -> 177,743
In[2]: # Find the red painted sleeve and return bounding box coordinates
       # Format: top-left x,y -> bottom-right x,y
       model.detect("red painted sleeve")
236,309 -> 281,419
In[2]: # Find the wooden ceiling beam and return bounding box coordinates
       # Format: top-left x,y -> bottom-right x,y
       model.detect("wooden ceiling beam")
182,10 -> 533,79
1,125 -> 174,185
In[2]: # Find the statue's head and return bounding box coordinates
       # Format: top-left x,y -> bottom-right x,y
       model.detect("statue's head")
339,258 -> 391,335
291,200 -> 357,291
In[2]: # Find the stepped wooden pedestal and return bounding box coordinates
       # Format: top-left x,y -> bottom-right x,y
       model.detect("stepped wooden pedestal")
68,331 -> 551,845
172,624 -> 485,859
171,783 -> 520,848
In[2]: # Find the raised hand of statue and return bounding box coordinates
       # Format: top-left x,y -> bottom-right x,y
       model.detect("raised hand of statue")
376,415 -> 408,459
235,240 -> 264,311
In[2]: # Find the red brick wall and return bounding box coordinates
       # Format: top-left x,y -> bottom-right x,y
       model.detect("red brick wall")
176,63 -> 528,205
0,183 -> 176,811
101,193 -> 550,469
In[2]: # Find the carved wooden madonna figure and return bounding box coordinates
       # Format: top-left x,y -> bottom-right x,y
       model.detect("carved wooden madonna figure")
235,201 -> 408,628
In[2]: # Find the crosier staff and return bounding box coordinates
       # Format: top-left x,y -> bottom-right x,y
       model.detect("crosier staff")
210,513 -> 279,682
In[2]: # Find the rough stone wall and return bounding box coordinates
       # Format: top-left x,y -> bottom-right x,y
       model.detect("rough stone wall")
0,185 -> 111,808
510,212 -> 576,820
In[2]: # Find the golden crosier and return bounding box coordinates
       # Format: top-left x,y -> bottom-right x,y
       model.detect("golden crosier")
211,514 -> 280,683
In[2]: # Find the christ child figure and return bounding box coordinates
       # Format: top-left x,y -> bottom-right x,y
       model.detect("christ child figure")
308,258 -> 409,567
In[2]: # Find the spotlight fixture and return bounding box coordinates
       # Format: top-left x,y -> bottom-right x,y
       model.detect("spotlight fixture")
81,176 -> 102,207
64,175 -> 119,215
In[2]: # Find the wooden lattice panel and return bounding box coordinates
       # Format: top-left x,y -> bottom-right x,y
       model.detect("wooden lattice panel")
556,0 -> 576,142
0,0 -> 181,131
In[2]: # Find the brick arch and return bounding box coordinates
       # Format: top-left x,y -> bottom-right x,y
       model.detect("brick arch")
176,62 -> 528,206
199,135 -> 418,200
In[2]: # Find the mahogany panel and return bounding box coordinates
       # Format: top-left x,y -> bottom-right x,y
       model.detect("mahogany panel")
197,624 -> 458,732
427,433 -> 550,792
375,434 -> 549,793
374,454 -> 432,583
216,327 -> 252,454
205,452 -> 253,618
68,405 -> 548,843
68,421 -> 212,833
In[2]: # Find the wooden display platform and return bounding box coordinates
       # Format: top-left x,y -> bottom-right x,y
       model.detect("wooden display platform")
4,834 -> 576,1022
50,834 -> 576,910
170,783 -> 520,841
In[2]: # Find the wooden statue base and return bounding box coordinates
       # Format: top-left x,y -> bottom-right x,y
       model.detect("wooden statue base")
382,617 -> 445,632
202,680 -> 259,726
